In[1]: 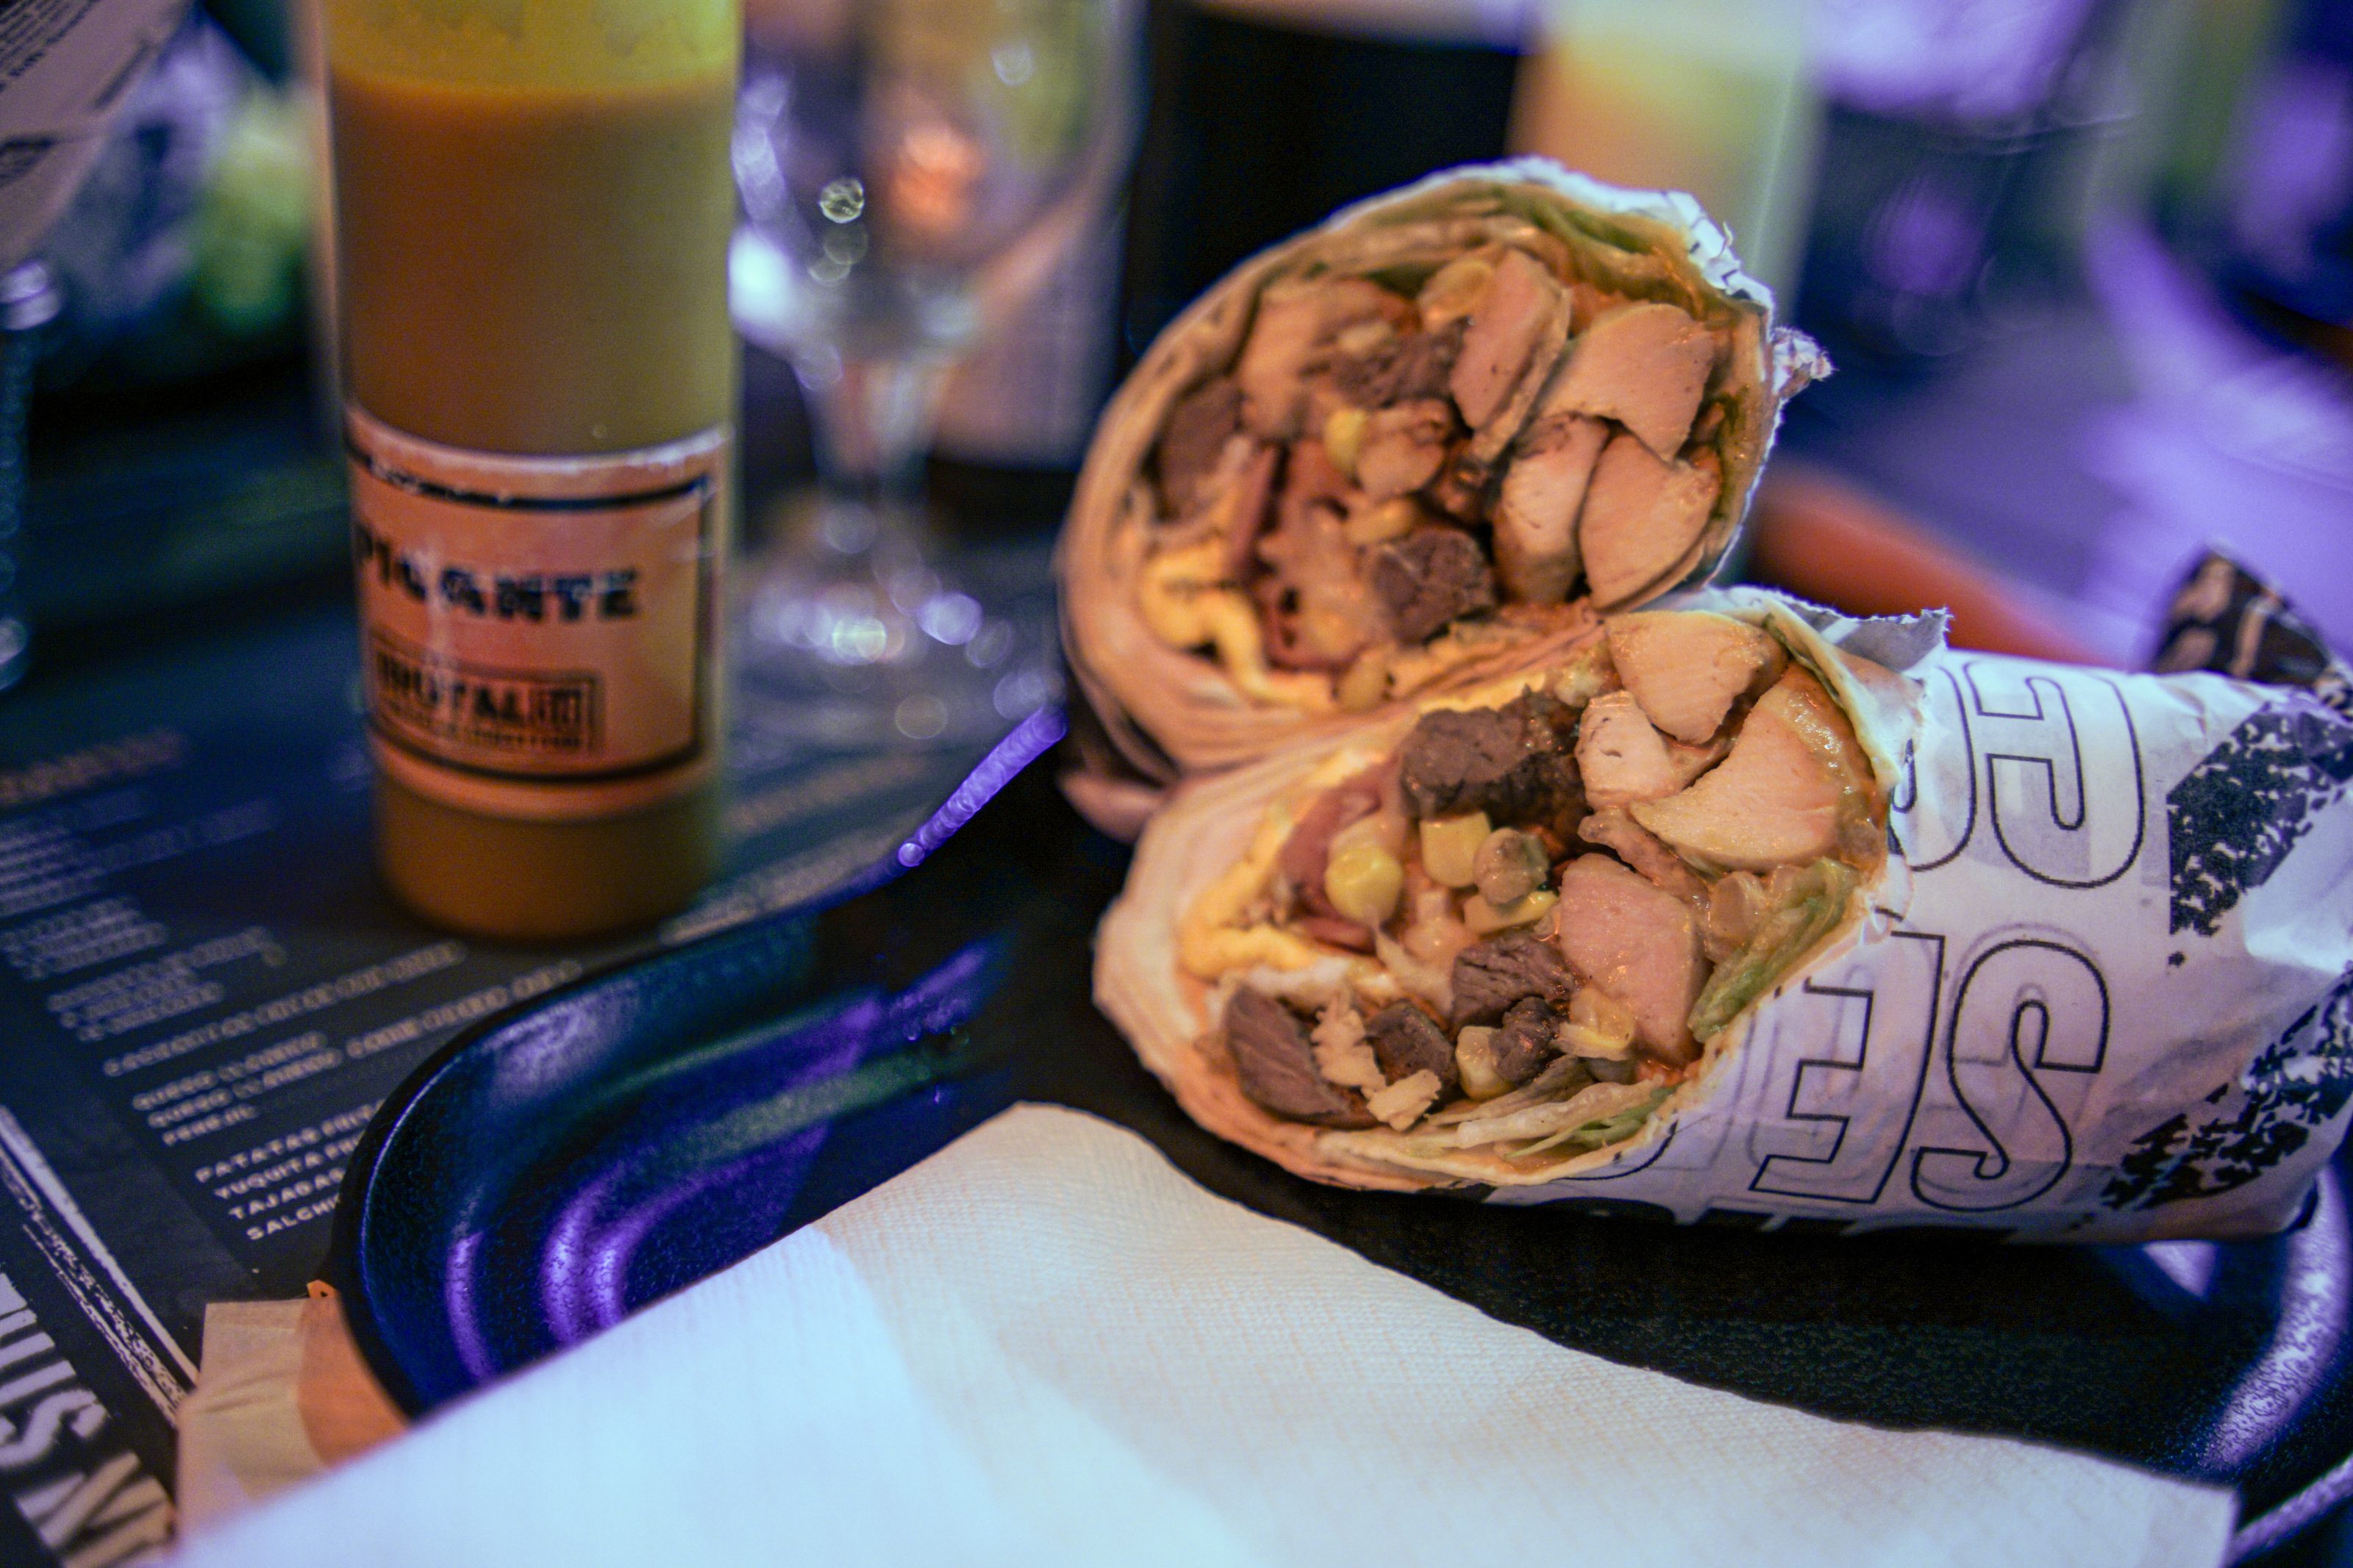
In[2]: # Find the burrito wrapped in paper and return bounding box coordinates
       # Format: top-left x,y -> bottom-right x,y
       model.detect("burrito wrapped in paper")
1057,159 -> 1824,781
1095,590 -> 2353,1238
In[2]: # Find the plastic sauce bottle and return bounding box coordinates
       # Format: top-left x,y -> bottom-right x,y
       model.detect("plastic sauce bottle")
324,0 -> 739,939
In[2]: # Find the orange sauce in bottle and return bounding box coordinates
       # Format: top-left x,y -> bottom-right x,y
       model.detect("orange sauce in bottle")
325,0 -> 739,939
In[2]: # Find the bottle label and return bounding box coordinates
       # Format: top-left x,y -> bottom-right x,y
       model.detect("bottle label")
346,407 -> 726,823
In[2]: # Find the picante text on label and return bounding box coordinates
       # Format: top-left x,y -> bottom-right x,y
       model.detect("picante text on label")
352,520 -> 639,623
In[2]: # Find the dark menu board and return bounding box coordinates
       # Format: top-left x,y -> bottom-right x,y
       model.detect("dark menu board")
0,554 -> 1054,1566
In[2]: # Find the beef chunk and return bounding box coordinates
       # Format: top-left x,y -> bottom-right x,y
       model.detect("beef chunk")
1372,528 -> 1496,644
1450,931 -> 1578,1029
1225,989 -> 1377,1126
1399,691 -> 1581,823
1333,321 -> 1465,407
1157,378 -> 1244,515
1365,1001 -> 1459,1096
1491,996 -> 1564,1086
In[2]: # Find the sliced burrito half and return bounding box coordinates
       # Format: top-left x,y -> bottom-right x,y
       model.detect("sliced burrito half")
1094,598 -> 1918,1190
1059,159 -> 1827,780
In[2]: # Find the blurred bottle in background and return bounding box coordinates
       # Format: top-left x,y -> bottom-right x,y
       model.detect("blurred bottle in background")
1792,0 -> 2140,362
1510,0 -> 1819,303
1117,0 -> 1525,364
2210,0 -> 2353,365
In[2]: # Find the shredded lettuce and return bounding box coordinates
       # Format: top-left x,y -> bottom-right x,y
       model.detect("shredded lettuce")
1687,858 -> 1857,1041
1507,1086 -> 1671,1160
1421,1053 -> 1588,1128
1441,1080 -> 1658,1148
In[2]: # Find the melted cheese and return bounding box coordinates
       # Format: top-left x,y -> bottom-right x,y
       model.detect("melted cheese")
1177,742 -> 1390,981
1135,540 -> 1333,712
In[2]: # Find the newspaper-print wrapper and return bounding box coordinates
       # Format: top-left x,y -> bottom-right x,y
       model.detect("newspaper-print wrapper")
1473,589 -> 2353,1239
1099,586 -> 2353,1240
0,0 -> 188,273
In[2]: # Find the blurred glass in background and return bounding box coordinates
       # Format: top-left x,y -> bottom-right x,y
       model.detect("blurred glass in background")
729,0 -> 1135,749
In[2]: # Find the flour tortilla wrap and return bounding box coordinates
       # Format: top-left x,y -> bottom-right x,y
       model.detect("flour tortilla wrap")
1057,159 -> 1827,784
1096,588 -> 2353,1239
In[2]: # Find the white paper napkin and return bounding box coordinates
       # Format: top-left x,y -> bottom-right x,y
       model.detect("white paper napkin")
167,1103 -> 2232,1567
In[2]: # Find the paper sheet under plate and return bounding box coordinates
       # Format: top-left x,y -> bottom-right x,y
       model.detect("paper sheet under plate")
169,1105 -> 2232,1567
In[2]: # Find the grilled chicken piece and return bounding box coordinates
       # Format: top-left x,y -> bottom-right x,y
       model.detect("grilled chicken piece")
1255,441 -> 1381,668
1577,433 -> 1721,609
1567,280 -> 1631,334
1236,278 -> 1400,440
1355,399 -> 1454,502
1546,302 -> 1717,459
1215,443 -> 1282,580
1579,807 -> 1708,903
1224,989 -> 1377,1126
1493,415 -> 1606,604
1576,692 -> 1685,809
1552,853 -> 1707,1064
1449,247 -> 1565,430
1631,669 -> 1873,872
1605,611 -> 1784,743
1664,730 -> 1732,789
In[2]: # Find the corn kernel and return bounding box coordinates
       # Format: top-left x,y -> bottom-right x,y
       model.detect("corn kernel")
1560,985 -> 1638,1058
1455,1026 -> 1510,1100
1324,842 -> 1404,927
1418,254 -> 1494,329
1324,406 -> 1368,479
1551,645 -> 1615,709
1473,828 -> 1550,906
1343,496 -> 1421,546
1418,811 -> 1490,888
1336,646 -> 1390,711
1330,809 -> 1406,861
1463,888 -> 1558,935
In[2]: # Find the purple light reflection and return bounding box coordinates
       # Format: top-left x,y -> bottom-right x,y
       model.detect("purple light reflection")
2142,1240 -> 2220,1300
896,706 -> 1066,870
534,1005 -> 872,1343
2203,1166 -> 2351,1475
529,942 -> 1001,1347
443,1229 -> 499,1385
547,1122 -> 840,1342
